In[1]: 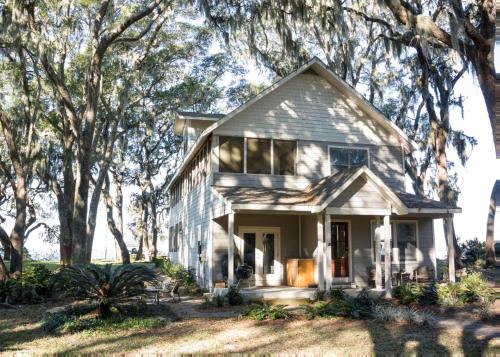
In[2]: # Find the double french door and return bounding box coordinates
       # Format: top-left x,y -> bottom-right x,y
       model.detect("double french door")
238,227 -> 281,286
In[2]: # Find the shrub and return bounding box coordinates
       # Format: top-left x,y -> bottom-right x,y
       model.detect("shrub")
372,304 -> 437,327
214,294 -> 225,307
240,303 -> 292,321
155,257 -> 196,288
394,282 -> 437,306
459,238 -> 485,267
348,288 -> 376,319
24,264 -> 53,296
311,288 -> 326,302
226,284 -> 243,306
458,272 -> 495,305
302,300 -> 350,320
56,264 -> 158,318
436,283 -> 466,308
303,288 -> 375,320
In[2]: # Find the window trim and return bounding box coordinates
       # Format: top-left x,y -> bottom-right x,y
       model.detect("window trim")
272,139 -> 298,176
227,136 -> 298,176
370,219 -> 419,264
218,135 -> 245,174
328,145 -> 370,174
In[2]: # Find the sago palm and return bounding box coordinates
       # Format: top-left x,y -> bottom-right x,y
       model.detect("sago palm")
58,264 -> 158,318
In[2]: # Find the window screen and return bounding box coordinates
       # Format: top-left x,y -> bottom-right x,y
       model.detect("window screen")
219,136 -> 244,173
396,222 -> 417,261
273,140 -> 296,175
247,138 -> 271,174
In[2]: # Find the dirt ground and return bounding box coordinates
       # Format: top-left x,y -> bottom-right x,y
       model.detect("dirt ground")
1,298 -> 498,355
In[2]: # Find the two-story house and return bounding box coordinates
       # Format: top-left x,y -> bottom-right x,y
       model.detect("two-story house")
166,58 -> 460,294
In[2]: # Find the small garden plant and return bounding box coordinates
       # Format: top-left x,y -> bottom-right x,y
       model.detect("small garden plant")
226,284 -> 243,306
56,263 -> 158,318
240,303 -> 292,321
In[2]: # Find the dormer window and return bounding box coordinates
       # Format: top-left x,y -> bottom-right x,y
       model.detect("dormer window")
329,146 -> 369,173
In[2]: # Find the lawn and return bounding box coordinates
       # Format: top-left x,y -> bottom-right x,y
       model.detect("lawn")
1,301 -> 497,355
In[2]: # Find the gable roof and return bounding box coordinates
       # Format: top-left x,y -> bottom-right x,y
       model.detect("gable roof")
214,166 -> 461,215
167,57 -> 418,191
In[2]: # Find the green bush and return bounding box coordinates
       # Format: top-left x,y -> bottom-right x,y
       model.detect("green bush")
240,303 -> 292,321
436,272 -> 494,308
0,264 -> 55,304
226,284 -> 243,306
394,282 -> 437,306
372,304 -> 437,327
56,264 -> 157,318
457,272 -> 495,305
302,300 -> 350,320
303,288 -> 376,320
459,238 -> 485,267
155,257 -> 196,288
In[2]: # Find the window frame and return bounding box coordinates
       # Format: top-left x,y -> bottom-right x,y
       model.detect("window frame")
245,137 -> 272,175
328,145 -> 370,174
218,135 -> 245,173
370,219 -> 419,264
272,139 -> 298,176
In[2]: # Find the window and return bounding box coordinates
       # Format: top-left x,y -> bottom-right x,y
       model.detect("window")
219,136 -> 244,173
330,147 -> 368,172
371,221 -> 418,262
371,221 -> 392,262
395,222 -> 417,261
247,138 -> 271,174
169,223 -> 181,253
273,140 -> 296,175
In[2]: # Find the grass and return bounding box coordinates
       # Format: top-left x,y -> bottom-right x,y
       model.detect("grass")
0,301 -> 496,354
4,259 -> 150,272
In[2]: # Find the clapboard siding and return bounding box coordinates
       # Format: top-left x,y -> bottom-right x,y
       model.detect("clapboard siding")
298,140 -> 404,190
331,178 -> 390,209
212,172 -> 312,190
168,175 -> 225,288
214,73 -> 400,146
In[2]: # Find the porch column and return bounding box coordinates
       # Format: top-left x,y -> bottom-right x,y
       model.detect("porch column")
446,215 -> 456,283
375,217 -> 382,290
227,212 -> 235,285
325,214 -> 332,290
384,215 -> 392,297
317,214 -> 325,290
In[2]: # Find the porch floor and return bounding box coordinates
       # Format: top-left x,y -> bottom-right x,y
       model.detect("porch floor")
240,286 -> 317,301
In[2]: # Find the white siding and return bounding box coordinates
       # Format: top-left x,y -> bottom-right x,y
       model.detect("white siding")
214,72 -> 400,146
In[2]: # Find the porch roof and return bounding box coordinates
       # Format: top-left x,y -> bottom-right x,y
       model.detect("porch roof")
214,166 -> 461,215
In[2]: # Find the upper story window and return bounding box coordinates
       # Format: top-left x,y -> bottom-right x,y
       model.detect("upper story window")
273,140 -> 296,175
329,146 -> 368,172
247,138 -> 271,174
219,136 -> 244,173
219,136 -> 297,176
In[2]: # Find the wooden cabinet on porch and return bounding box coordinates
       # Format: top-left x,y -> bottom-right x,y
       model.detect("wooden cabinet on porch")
286,258 -> 315,287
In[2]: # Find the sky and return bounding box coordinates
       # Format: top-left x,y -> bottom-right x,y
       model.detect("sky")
17,43 -> 500,262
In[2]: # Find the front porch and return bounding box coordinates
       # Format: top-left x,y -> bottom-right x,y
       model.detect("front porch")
210,166 -> 460,293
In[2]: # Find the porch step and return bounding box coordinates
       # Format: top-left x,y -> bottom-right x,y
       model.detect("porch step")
331,283 -> 357,289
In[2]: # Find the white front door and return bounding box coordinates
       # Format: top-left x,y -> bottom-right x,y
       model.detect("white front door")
238,227 -> 281,286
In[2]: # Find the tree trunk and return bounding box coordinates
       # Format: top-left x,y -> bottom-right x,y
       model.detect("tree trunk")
142,198 -> 151,261
150,201 -> 158,260
135,202 -> 144,262
104,173 -> 130,264
485,183 -> 496,267
0,227 -> 11,261
71,157 -> 91,265
9,179 -> 27,276
0,254 -> 8,281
